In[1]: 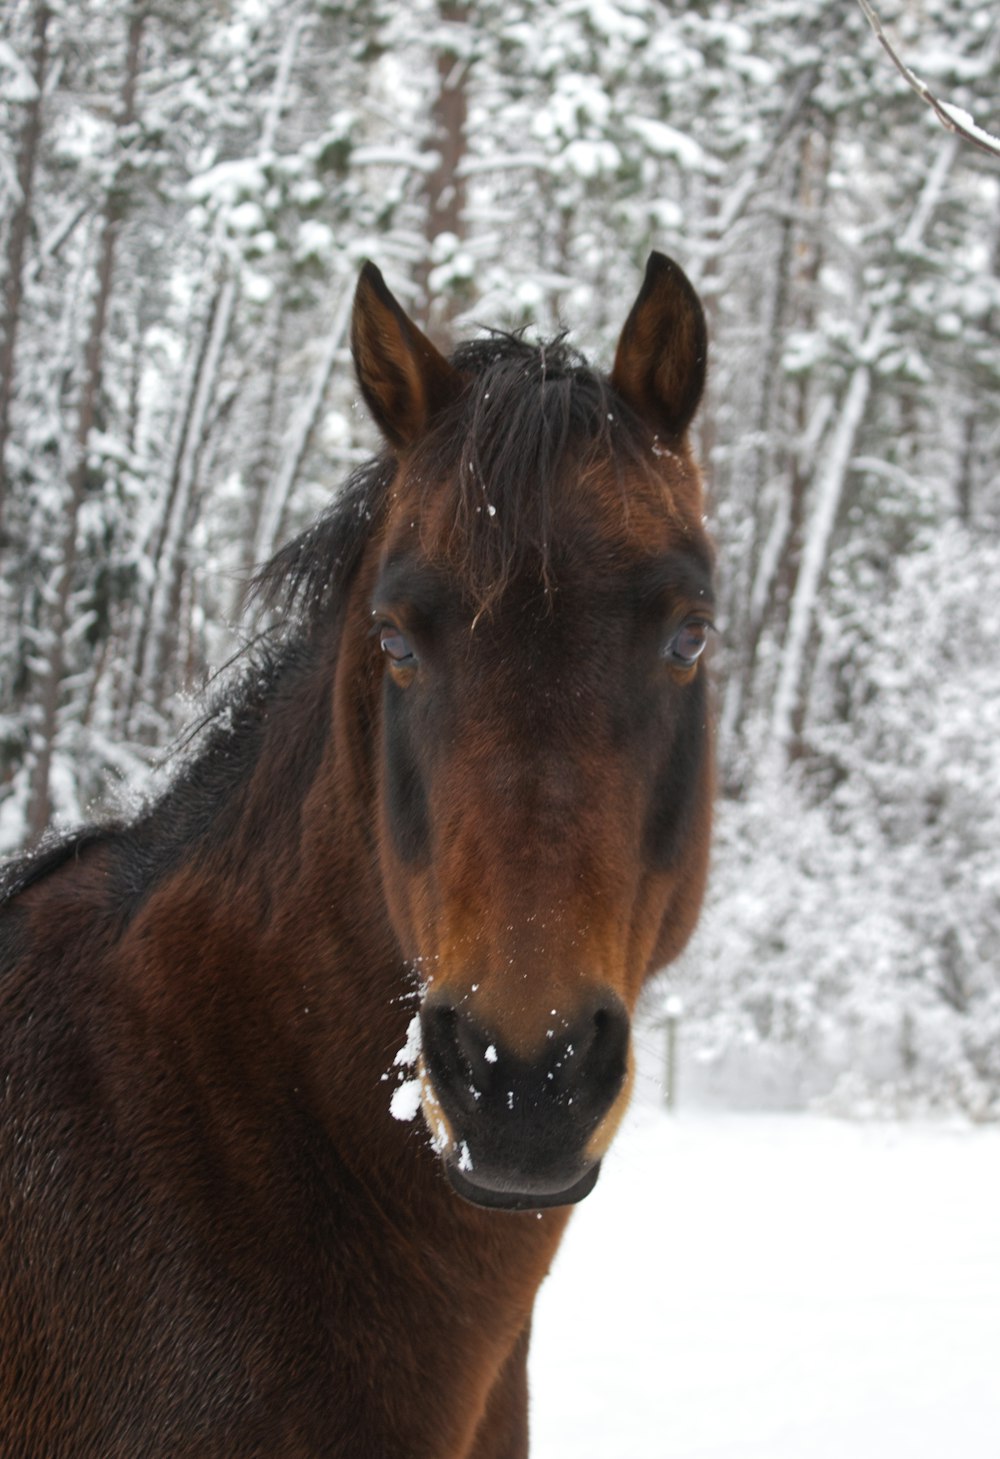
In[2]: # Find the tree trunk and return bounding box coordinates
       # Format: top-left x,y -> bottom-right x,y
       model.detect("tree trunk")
119,275 -> 224,735
723,118 -> 832,762
243,286 -> 289,570
0,1 -> 52,536
716,139 -> 804,768
25,4 -> 146,842
134,273 -> 238,734
768,346 -> 878,760
767,132 -> 962,767
250,282 -> 353,573
955,185 -> 1000,523
414,1 -> 469,344
124,9 -> 308,734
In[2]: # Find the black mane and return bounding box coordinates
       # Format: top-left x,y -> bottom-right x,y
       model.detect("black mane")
0,639 -> 330,921
251,453 -> 394,622
0,824 -> 120,906
432,331 -> 643,604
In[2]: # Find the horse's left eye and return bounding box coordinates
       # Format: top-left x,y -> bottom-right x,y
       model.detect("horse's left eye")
380,625 -> 417,666
664,618 -> 711,667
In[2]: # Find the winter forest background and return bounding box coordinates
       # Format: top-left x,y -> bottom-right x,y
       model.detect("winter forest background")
1,0 -> 998,1117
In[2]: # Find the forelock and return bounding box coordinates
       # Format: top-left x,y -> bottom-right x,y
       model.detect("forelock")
404,332 -> 657,608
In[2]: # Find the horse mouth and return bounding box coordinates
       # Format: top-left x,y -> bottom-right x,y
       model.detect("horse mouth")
444,1158 -> 602,1211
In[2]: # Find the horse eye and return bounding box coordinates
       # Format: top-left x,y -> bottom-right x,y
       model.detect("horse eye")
380,625 -> 417,666
664,618 -> 710,667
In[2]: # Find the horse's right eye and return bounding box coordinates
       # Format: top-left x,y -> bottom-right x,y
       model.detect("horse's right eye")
663,616 -> 711,668
380,625 -> 417,666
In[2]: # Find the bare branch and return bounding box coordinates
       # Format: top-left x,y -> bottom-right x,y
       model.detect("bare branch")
857,0 -> 1000,160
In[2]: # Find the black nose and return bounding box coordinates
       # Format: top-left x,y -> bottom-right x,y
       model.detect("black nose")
420,992 -> 630,1138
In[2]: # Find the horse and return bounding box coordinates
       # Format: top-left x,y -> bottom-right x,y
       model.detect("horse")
0,252 -> 714,1457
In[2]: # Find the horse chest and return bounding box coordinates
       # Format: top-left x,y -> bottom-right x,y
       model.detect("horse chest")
1,1034 -> 544,1458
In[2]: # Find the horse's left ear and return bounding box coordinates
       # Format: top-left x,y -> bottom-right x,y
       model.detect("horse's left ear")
351,262 -> 462,450
611,252 -> 707,440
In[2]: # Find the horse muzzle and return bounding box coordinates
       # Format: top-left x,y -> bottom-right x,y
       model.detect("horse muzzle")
419,993 -> 630,1212
445,1156 -> 602,1211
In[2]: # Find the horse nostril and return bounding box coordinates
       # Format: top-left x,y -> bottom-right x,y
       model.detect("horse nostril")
421,1003 -> 495,1114
566,998 -> 629,1103
454,1012 -> 495,1085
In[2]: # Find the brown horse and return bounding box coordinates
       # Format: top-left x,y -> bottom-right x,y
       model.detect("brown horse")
0,253 -> 713,1457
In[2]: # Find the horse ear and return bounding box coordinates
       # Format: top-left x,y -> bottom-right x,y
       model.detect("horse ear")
611,252 -> 707,440
351,262 -> 462,450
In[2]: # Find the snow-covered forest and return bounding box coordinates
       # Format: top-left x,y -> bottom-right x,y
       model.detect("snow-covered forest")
1,0 -> 998,1115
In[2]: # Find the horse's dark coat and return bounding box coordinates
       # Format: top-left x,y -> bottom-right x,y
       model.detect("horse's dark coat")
0,254 -> 714,1457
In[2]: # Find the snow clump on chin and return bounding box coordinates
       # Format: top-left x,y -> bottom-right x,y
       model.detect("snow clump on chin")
388,1012 -> 423,1123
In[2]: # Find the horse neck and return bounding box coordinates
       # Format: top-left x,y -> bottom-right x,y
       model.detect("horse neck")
123,619 -> 405,1144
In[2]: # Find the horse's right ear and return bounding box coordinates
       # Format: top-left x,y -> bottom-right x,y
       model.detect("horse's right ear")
351,262 -> 462,450
611,252 -> 707,440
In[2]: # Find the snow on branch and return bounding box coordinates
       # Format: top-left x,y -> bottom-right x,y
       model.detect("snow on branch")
858,0 -> 1000,160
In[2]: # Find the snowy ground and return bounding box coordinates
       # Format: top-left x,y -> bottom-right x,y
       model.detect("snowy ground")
530,1109 -> 1000,1458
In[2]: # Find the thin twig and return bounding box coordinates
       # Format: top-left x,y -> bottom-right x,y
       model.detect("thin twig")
857,0 -> 1000,160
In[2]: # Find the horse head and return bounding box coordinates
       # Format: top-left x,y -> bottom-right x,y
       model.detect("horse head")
351,255 -> 713,1210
